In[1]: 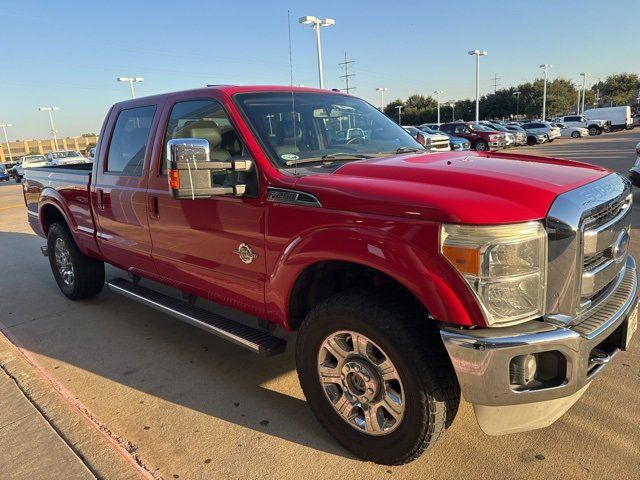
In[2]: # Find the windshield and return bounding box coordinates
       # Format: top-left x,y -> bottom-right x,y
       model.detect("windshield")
51,151 -> 82,158
469,124 -> 495,132
234,92 -> 423,167
23,156 -> 45,166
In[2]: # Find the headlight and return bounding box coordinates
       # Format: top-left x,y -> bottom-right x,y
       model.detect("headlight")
440,221 -> 547,326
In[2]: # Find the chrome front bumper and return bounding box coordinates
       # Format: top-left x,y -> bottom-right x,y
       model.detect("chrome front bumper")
440,256 -> 638,435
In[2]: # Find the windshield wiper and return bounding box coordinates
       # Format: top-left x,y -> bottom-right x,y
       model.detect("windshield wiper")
284,153 -> 374,166
395,147 -> 424,154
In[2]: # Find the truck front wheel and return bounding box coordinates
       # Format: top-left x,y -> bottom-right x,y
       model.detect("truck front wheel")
296,291 -> 460,465
47,222 -> 105,300
588,126 -> 600,136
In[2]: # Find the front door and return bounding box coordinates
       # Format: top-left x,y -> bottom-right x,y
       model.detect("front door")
146,96 -> 267,317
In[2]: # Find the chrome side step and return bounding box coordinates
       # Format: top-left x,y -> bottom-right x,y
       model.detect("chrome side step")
106,278 -> 286,357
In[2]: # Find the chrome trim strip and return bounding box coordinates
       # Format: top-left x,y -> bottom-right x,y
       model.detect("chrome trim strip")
266,187 -> 322,207
581,259 -> 620,296
107,280 -> 261,353
583,200 -> 632,255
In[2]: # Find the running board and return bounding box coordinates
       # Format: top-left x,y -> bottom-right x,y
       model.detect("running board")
106,278 -> 286,357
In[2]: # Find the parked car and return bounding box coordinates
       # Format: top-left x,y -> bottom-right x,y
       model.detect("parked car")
45,150 -> 91,166
582,106 -> 633,131
553,115 -> 609,136
13,154 -> 48,182
23,85 -> 638,465
403,126 -> 450,151
557,123 -> 589,138
521,121 -> 560,142
439,122 -> 506,151
419,125 -> 470,151
504,124 -> 547,145
0,164 -> 9,182
629,141 -> 640,187
480,121 -> 524,146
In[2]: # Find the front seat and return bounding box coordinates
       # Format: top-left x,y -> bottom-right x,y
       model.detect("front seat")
176,120 -> 230,161
275,121 -> 303,156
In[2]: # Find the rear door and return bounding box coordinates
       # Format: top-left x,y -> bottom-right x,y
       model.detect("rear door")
146,93 -> 268,317
92,102 -> 162,275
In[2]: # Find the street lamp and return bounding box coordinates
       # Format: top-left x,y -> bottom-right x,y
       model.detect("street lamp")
0,123 -> 13,162
448,101 -> 456,121
396,105 -> 403,125
38,107 -> 60,151
513,91 -> 521,117
434,90 -> 444,125
376,87 -> 389,111
539,64 -> 552,120
299,16 -> 335,89
579,72 -> 591,114
468,50 -> 488,123
117,77 -> 144,98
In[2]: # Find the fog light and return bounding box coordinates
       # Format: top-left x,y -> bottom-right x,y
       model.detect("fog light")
510,354 -> 537,386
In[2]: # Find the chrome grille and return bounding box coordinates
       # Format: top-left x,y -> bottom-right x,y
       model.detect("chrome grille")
584,197 -> 627,229
583,248 -> 612,271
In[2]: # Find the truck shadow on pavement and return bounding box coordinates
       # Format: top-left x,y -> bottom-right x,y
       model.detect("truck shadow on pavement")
0,231 -> 354,460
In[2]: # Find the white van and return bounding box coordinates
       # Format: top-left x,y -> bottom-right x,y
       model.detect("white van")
582,106 -> 633,131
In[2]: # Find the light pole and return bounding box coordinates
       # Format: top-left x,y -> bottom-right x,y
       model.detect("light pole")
468,50 -> 487,123
396,105 -> 403,125
513,91 -> 521,117
434,90 -> 444,125
117,77 -> 144,98
576,83 -> 582,114
299,16 -> 335,89
38,107 -> 60,151
448,101 -> 456,121
376,87 -> 389,111
539,64 -> 551,120
0,123 -> 13,162
580,72 -> 591,114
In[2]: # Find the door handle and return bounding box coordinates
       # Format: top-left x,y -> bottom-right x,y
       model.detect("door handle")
148,195 -> 159,219
96,189 -> 104,209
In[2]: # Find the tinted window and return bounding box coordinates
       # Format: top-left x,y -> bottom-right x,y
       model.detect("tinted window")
566,116 -> 580,122
162,99 -> 244,173
106,106 -> 156,175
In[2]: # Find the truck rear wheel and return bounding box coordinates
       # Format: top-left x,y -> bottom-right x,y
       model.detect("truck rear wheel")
296,291 -> 460,465
473,140 -> 488,151
47,222 -> 105,300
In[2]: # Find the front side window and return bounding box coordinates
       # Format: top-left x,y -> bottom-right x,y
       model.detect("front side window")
162,99 -> 244,173
234,92 -> 422,168
106,105 -> 156,175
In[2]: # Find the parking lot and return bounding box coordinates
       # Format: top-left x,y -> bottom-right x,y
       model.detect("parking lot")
1,130 -> 640,480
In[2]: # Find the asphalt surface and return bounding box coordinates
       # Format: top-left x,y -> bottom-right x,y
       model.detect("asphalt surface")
1,129 -> 639,479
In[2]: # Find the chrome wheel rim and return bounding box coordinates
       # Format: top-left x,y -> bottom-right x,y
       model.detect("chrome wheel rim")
317,331 -> 405,436
54,238 -> 74,286
476,142 -> 486,151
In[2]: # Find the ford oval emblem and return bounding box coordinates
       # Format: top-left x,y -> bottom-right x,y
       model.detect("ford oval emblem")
612,230 -> 630,263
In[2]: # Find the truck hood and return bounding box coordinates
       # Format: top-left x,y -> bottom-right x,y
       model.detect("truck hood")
294,151 -> 610,224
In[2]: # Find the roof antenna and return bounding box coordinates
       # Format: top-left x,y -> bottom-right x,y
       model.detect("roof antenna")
287,10 -> 298,176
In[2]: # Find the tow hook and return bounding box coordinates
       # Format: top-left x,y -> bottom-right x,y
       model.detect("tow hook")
40,245 -> 49,257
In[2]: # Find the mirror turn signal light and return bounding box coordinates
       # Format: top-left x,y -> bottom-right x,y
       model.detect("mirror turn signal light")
169,170 -> 180,190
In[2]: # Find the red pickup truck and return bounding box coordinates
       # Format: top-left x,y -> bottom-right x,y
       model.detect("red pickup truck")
23,86 -> 638,465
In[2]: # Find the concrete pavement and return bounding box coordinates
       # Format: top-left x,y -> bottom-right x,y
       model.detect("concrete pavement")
1,130 -> 640,479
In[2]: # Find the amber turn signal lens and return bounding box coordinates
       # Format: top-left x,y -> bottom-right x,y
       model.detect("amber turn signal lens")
441,245 -> 480,275
169,170 -> 180,190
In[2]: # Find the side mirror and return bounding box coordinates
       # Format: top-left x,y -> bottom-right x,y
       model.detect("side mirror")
167,138 -> 252,200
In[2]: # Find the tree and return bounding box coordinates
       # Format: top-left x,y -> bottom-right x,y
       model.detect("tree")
591,74 -> 640,107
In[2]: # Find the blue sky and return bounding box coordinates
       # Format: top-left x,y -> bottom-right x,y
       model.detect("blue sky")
1,0 -> 638,139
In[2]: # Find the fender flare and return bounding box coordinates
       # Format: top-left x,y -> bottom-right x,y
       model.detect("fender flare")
265,225 -> 484,329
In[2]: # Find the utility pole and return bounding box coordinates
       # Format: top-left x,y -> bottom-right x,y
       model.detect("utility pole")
513,91 -> 521,117
491,73 -> 500,94
339,52 -> 356,94
38,107 -> 60,151
376,87 -> 388,111
117,77 -> 144,98
434,90 -> 444,125
580,72 -> 591,114
539,64 -> 551,120
468,50 -> 487,123
396,105 -> 403,125
448,101 -> 456,121
0,124 -> 13,161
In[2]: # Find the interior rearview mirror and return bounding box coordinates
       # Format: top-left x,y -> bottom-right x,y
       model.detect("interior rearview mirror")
167,138 -> 252,200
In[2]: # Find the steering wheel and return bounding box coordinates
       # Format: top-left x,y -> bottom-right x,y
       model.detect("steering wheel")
345,136 -> 365,145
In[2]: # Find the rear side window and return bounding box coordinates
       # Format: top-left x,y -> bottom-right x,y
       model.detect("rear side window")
106,105 -> 156,175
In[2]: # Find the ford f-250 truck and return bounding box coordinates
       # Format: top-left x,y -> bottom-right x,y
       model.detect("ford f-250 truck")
23,86 -> 638,465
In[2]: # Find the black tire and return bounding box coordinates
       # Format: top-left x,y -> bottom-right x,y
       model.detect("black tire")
473,140 -> 488,151
47,222 -> 104,300
588,126 -> 599,136
15,177 -> 20,183
571,131 -> 580,138
296,291 -> 460,465
526,136 -> 537,146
